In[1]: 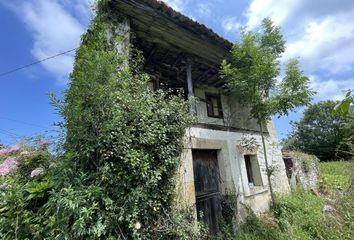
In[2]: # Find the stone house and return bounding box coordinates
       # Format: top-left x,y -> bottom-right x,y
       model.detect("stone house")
109,0 -> 290,232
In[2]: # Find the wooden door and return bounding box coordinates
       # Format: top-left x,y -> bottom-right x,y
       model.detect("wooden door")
192,149 -> 221,234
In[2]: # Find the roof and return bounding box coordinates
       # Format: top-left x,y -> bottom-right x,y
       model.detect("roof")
111,0 -> 233,87
113,0 -> 233,55
141,0 -> 232,51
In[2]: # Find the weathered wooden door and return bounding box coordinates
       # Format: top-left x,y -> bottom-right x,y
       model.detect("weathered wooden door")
192,149 -> 221,234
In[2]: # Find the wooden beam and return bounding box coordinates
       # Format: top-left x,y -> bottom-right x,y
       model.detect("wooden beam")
196,67 -> 212,83
160,50 -> 169,62
146,44 -> 156,62
186,59 -> 193,98
116,1 -> 230,65
172,53 -> 183,68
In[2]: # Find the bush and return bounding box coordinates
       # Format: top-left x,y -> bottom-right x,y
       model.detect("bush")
0,141 -> 53,239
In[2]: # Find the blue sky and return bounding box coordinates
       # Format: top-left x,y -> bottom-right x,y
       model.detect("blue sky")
1,0 -> 353,146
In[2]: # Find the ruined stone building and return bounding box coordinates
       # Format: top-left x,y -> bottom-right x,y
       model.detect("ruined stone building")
109,0 -> 290,232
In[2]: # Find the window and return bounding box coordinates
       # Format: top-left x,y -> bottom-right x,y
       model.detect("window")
244,155 -> 263,186
206,93 -> 223,118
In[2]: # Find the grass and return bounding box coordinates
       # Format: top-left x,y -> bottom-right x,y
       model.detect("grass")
319,161 -> 353,192
215,160 -> 354,240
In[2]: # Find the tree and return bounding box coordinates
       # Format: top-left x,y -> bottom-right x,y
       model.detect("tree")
333,89 -> 353,117
333,90 -> 354,157
284,100 -> 354,161
221,18 -> 314,204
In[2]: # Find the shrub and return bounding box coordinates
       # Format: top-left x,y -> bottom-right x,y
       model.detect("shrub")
0,141 -> 53,239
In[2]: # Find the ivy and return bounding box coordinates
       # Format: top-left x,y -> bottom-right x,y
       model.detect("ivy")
46,2 -> 197,239
0,1 -> 201,239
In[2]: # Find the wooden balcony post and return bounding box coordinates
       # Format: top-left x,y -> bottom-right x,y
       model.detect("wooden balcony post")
187,59 -> 194,98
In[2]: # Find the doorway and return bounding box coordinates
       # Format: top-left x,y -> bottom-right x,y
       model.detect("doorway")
192,149 -> 222,234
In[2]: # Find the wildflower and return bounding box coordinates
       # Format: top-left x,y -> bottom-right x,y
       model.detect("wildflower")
38,139 -> 49,146
38,139 -> 49,149
134,221 -> 141,230
30,167 -> 45,178
0,157 -> 19,176
9,144 -> 21,153
0,148 -> 10,156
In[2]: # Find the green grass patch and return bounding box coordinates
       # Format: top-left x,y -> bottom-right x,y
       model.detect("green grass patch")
273,190 -> 325,240
319,161 -> 354,192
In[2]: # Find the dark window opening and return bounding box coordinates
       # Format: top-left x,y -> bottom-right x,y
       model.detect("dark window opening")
245,155 -> 254,184
206,93 -> 223,118
244,155 -> 263,186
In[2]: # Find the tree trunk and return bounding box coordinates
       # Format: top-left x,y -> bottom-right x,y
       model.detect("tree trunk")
259,121 -> 275,206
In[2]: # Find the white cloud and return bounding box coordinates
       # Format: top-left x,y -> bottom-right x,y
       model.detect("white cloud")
196,3 -> 211,19
245,0 -> 299,29
283,13 -> 354,74
221,17 -> 241,33
1,0 -> 92,85
160,0 -> 188,12
244,0 -> 354,75
310,75 -> 354,102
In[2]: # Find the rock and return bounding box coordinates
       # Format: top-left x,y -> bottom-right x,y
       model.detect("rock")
323,205 -> 336,213
325,197 -> 336,205
282,151 -> 320,191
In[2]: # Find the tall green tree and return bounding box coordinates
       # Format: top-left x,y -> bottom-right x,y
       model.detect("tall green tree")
284,100 -> 354,160
222,18 -> 314,204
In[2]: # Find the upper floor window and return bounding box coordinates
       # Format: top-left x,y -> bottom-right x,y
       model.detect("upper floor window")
206,93 -> 223,118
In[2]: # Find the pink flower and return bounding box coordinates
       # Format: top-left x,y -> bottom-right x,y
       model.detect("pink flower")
9,144 -> 21,153
0,157 -> 19,176
38,139 -> 49,145
0,148 -> 10,156
30,167 -> 45,178
38,139 -> 49,149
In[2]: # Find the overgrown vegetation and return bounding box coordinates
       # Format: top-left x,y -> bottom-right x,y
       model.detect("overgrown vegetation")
319,161 -> 353,193
0,141 -> 53,239
215,161 -> 354,240
0,1 -> 205,238
284,100 -> 354,161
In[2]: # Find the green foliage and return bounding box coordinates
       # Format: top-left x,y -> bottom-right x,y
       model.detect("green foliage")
221,18 -> 313,123
214,212 -> 288,240
0,144 -> 53,239
333,89 -> 354,117
215,162 -> 354,240
1,1 -> 199,239
318,161 -> 354,240
273,190 -> 325,239
45,4 -> 196,239
222,18 -> 313,206
284,100 -> 354,160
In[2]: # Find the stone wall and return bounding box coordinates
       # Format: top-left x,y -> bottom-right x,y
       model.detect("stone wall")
283,151 -> 320,191
181,126 -> 290,217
